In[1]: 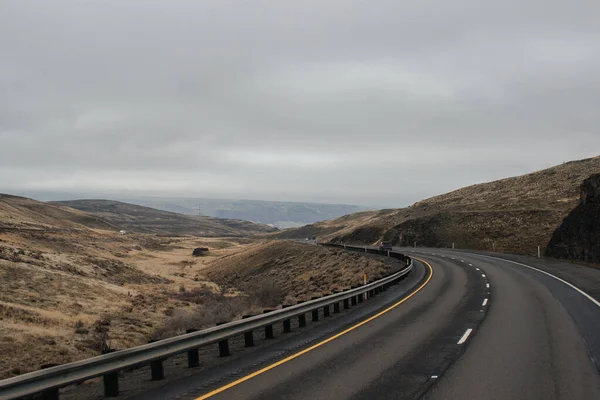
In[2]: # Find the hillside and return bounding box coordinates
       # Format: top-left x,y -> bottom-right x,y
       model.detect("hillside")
52,199 -> 278,237
278,156 -> 600,256
114,197 -> 370,229
0,194 -> 116,231
204,241 -> 402,301
1,193 -> 386,379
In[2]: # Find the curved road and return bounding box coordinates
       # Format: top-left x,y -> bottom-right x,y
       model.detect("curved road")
136,251 -> 600,400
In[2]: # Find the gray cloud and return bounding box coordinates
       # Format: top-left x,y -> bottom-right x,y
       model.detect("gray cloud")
1,0 -> 599,206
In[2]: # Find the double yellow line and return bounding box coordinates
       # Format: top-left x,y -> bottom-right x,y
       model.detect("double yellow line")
195,258 -> 434,399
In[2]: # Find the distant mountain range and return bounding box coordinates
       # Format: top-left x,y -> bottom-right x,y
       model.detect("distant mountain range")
50,199 -> 277,236
117,197 -> 371,229
3,190 -> 372,229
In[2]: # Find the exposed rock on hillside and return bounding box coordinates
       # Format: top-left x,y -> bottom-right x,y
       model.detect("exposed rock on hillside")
580,174 -> 600,205
546,174 -> 600,263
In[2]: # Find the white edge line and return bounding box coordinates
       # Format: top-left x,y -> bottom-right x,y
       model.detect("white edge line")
457,328 -> 473,344
482,298 -> 488,306
475,254 -> 600,309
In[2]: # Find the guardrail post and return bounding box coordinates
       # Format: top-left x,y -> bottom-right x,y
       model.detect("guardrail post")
100,350 -> 119,397
244,331 -> 254,347
343,298 -> 350,309
296,301 -> 307,327
147,340 -> 165,381
323,304 -> 330,317
351,296 -> 357,306
216,322 -> 230,357
334,302 -> 341,313
185,329 -> 200,368
40,364 -> 59,400
282,305 -> 292,333
298,313 -> 307,327
241,316 -> 254,347
263,310 -> 275,339
312,308 -> 319,321
358,293 -> 364,303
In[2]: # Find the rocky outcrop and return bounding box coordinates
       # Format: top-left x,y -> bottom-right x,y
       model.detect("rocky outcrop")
580,174 -> 600,205
546,174 -> 600,263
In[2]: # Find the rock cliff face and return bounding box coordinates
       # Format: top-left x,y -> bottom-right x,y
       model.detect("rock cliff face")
546,174 -> 600,263
580,174 -> 600,205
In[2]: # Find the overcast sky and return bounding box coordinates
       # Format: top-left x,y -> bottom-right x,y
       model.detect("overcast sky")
1,1 -> 599,207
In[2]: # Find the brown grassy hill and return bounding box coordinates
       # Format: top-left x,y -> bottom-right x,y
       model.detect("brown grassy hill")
52,199 -> 278,237
204,241 -> 402,302
0,194 -> 388,379
278,156 -> 600,256
0,194 -> 116,231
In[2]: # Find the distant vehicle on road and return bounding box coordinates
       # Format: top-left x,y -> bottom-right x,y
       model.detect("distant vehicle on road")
379,241 -> 392,251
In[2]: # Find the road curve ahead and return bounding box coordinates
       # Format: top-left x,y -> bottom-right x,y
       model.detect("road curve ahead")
404,249 -> 600,400
135,252 -> 600,400
138,256 -> 490,400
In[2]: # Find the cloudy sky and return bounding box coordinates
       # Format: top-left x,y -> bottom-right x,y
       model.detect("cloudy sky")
1,0 -> 598,207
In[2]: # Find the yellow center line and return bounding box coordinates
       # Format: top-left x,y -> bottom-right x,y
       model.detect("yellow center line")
195,258 -> 434,400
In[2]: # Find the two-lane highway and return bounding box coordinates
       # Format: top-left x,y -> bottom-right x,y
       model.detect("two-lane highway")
133,250 -> 600,400
137,256 -> 489,400
405,249 -> 600,400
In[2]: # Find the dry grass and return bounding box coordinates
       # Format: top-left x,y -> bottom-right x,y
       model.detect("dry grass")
279,156 -> 600,256
0,194 -> 383,379
203,241 -> 395,301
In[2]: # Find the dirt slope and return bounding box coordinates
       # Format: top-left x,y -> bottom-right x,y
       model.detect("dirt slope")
278,156 -> 600,256
52,199 -> 278,237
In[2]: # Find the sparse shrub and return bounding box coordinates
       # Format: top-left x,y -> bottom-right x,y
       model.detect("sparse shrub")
93,319 -> 111,333
192,248 -> 209,257
179,284 -> 186,293
164,307 -> 175,316
74,320 -> 88,334
248,279 -> 284,308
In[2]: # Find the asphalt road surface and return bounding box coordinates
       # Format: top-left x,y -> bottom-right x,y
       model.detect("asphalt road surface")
137,250 -> 600,400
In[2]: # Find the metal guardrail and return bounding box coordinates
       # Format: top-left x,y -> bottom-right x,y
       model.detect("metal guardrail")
0,245 -> 413,400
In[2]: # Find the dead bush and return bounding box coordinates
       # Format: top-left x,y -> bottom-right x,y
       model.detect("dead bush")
247,279 -> 284,308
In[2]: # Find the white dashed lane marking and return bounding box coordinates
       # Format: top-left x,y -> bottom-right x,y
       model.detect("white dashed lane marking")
482,298 -> 488,306
457,329 -> 473,345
